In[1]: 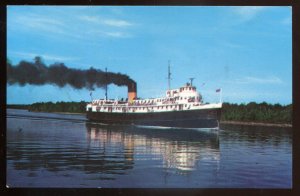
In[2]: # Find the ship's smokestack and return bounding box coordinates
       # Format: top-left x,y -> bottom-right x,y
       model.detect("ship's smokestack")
128,82 -> 137,102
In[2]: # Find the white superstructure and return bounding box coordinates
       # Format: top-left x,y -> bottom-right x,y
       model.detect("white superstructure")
86,82 -> 222,113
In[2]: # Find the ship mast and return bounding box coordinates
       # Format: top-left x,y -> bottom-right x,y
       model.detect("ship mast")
168,61 -> 172,90
189,77 -> 195,86
105,67 -> 108,100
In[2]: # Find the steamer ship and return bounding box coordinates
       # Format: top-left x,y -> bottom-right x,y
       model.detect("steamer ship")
86,66 -> 222,129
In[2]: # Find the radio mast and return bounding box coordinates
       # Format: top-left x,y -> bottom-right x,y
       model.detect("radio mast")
168,61 -> 172,90
105,67 -> 108,100
189,77 -> 195,86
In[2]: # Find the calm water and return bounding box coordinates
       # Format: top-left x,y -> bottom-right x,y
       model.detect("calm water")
6,109 -> 292,188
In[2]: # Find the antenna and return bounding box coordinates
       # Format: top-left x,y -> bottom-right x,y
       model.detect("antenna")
105,67 -> 108,100
189,77 -> 195,86
168,60 -> 172,90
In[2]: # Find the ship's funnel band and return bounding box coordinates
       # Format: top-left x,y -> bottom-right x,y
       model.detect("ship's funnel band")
128,82 -> 137,101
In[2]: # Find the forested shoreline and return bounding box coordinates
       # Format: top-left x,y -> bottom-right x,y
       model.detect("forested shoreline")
7,101 -> 292,125
221,102 -> 292,124
7,101 -> 87,114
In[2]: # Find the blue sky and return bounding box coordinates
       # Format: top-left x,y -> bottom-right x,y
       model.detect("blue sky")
7,6 -> 292,104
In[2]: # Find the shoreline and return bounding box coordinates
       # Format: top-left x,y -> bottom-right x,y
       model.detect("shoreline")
49,111 -> 85,115
220,120 -> 292,128
7,108 -> 85,115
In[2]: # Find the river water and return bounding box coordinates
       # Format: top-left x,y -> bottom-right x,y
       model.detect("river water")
6,109 -> 292,188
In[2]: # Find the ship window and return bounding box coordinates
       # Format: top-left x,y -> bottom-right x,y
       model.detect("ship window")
185,104 -> 187,107
166,106 -> 168,109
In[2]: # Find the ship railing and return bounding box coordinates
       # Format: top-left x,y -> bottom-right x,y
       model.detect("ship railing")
128,101 -> 157,106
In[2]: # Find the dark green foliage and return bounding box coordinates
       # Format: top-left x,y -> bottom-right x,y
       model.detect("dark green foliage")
221,102 -> 292,124
7,104 -> 30,110
27,101 -> 87,113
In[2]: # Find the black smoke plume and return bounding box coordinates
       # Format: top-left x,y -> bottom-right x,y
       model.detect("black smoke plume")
7,56 -> 136,90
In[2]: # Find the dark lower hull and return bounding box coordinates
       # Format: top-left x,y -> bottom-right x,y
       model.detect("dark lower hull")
87,108 -> 221,129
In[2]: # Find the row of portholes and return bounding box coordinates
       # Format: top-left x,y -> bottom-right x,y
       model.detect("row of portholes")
95,104 -> 188,112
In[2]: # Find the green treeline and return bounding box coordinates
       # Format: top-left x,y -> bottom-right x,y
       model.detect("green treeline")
28,101 -> 87,113
7,101 -> 292,124
7,104 -> 30,110
221,102 -> 292,124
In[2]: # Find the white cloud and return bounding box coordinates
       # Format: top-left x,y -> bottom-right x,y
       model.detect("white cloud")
8,11 -> 135,43
104,31 -> 130,38
88,30 -> 131,38
103,19 -> 133,27
234,6 -> 265,22
9,51 -> 79,62
11,14 -> 66,34
80,15 -> 99,23
8,13 -> 89,42
78,15 -> 134,38
281,16 -> 292,25
243,76 -> 283,84
80,15 -> 133,27
110,7 -> 124,15
227,76 -> 283,85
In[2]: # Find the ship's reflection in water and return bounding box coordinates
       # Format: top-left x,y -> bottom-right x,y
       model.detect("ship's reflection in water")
7,111 -> 220,187
86,123 -> 220,173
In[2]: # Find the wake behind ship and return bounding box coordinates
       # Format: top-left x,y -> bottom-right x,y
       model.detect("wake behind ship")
86,68 -> 222,129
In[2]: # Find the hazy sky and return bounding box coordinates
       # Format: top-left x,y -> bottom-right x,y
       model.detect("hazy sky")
7,6 -> 292,104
